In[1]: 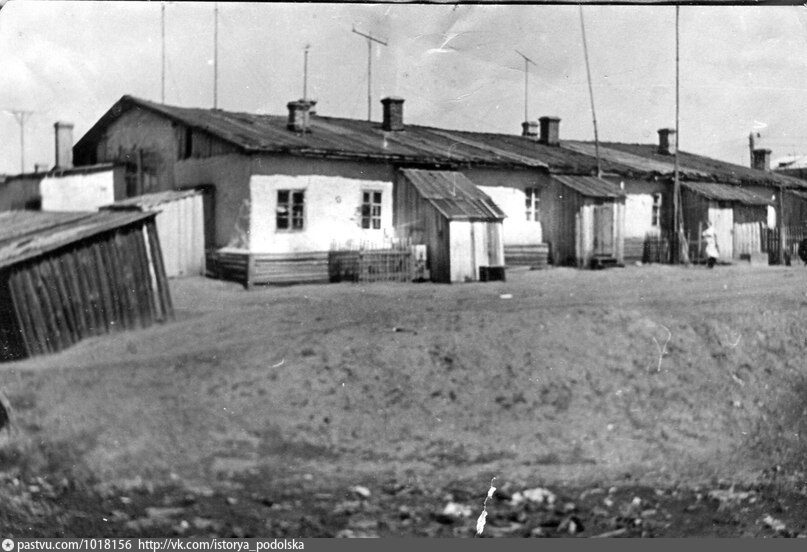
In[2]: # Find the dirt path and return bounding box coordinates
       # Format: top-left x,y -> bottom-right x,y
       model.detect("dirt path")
1,264 -> 806,536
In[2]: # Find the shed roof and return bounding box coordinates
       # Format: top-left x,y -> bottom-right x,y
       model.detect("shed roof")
553,175 -> 626,199
0,210 -> 156,270
681,181 -> 773,206
400,169 -> 505,222
104,189 -> 201,211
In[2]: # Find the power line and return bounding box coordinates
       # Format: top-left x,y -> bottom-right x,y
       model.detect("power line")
352,26 -> 387,122
3,109 -> 34,173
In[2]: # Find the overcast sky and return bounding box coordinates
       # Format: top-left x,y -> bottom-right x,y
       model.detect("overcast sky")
2,1 -> 807,174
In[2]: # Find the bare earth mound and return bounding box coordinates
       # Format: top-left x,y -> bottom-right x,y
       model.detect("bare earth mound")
1,265 -> 805,536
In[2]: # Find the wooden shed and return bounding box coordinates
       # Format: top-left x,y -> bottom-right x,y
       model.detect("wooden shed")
541,175 -> 625,268
103,190 -> 205,278
394,169 -> 505,283
680,181 -> 771,262
0,210 -> 173,361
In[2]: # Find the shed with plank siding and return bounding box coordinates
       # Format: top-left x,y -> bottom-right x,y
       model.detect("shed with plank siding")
395,169 -> 505,283
540,175 -> 625,268
0,211 -> 173,361
103,189 -> 206,278
680,181 -> 771,262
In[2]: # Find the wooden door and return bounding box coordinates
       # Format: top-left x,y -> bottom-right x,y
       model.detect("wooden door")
708,203 -> 733,262
593,203 -> 615,256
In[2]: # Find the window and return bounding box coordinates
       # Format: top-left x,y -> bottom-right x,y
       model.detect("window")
276,190 -> 305,230
182,127 -> 193,159
651,193 -> 662,227
525,187 -> 540,221
361,191 -> 382,229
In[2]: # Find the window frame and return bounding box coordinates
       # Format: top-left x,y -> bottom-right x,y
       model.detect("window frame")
360,190 -> 383,230
275,189 -> 306,232
524,187 -> 540,222
651,192 -> 663,227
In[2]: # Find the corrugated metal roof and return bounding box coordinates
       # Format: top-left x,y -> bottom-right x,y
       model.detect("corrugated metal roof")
553,175 -> 625,199
104,189 -> 201,210
400,169 -> 505,221
0,210 -> 157,269
681,182 -> 772,205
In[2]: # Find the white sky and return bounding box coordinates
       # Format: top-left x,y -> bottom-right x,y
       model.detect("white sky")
2,1 -> 807,174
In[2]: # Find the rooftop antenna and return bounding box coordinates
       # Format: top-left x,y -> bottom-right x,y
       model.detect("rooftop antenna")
578,6 -> 602,179
213,2 -> 219,109
352,25 -> 388,121
161,2 -> 166,103
3,109 -> 34,173
303,44 -> 310,101
515,50 -> 536,122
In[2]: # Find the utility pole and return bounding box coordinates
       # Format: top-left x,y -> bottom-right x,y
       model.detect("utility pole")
352,26 -> 387,121
578,6 -> 602,178
303,44 -> 310,101
673,5 -> 689,265
4,109 -> 34,173
213,2 -> 219,109
161,2 -> 166,103
515,50 -> 536,122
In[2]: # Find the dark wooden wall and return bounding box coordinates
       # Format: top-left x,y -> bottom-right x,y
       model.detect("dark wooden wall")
0,219 -> 173,361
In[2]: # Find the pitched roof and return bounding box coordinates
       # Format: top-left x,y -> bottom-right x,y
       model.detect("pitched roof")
0,210 -> 156,269
74,95 -> 807,191
75,96 -> 548,171
598,142 -> 807,190
400,169 -> 505,221
553,175 -> 626,199
681,182 -> 772,206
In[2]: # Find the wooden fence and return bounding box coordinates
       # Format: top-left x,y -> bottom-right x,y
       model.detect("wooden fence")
328,249 -> 415,283
765,225 -> 807,265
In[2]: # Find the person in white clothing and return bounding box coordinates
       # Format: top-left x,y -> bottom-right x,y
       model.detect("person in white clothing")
702,221 -> 719,269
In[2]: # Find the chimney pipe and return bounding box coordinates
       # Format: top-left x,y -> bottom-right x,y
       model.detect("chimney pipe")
657,128 -> 676,155
752,148 -> 771,172
381,97 -> 404,131
539,116 -> 560,146
521,120 -> 539,139
287,99 -> 316,133
54,121 -> 74,169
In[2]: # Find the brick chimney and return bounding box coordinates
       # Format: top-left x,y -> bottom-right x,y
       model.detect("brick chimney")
657,128 -> 676,155
381,97 -> 404,131
287,99 -> 316,133
752,148 -> 771,171
54,121 -> 74,169
521,120 -> 539,139
539,116 -> 560,146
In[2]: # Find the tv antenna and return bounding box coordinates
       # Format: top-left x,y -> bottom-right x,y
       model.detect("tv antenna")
303,44 -> 311,101
161,2 -> 166,103
352,26 -> 388,121
4,109 -> 34,173
213,2 -> 219,108
515,50 -> 536,122
578,6 -> 601,179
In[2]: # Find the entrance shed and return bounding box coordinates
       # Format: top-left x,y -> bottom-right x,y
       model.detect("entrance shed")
680,182 -> 771,262
395,169 -> 506,283
541,175 -> 625,268
0,210 -> 173,360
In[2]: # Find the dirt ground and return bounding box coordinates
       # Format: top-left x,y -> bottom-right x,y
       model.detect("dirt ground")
1,264 -> 806,537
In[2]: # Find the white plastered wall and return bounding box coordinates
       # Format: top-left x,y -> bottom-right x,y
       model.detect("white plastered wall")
477,185 -> 542,244
40,170 -> 115,211
249,174 -> 393,253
